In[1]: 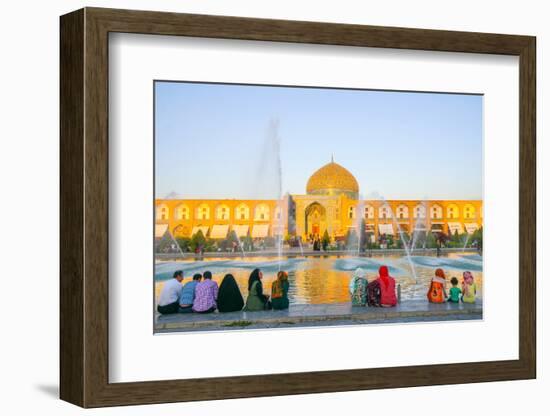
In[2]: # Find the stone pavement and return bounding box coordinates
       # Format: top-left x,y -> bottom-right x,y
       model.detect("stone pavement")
155,299 -> 482,333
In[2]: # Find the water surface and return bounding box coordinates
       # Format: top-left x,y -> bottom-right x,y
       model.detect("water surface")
154,253 -> 483,305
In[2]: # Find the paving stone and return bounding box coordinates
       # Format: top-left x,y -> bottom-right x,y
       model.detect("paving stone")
155,299 -> 482,332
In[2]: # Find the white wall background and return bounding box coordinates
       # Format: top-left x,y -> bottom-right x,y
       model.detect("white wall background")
0,0 -> 545,414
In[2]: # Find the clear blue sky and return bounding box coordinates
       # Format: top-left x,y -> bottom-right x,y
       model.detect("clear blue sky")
155,81 -> 482,200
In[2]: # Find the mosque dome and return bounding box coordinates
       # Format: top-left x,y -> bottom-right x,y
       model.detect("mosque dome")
306,159 -> 359,199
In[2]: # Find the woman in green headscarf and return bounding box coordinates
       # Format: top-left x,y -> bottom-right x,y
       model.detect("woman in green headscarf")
244,268 -> 271,311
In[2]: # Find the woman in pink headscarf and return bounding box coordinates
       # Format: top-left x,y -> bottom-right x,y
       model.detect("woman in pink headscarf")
461,271 -> 477,303
376,265 -> 397,307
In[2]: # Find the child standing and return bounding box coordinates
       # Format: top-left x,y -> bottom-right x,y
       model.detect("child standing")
447,277 -> 462,303
462,271 -> 477,303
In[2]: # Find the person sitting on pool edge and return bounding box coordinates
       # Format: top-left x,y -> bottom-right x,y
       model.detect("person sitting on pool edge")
349,268 -> 368,306
192,271 -> 218,313
271,271 -> 290,310
157,270 -> 184,315
447,277 -> 462,303
461,271 -> 477,304
427,268 -> 447,303
178,273 -> 202,313
244,268 -> 271,311
217,274 -> 245,313
376,265 -> 397,307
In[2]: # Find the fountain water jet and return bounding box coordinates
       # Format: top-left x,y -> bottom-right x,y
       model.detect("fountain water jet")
235,234 -> 246,257
257,119 -> 285,270
382,198 -> 418,284
410,199 -> 429,253
354,196 -> 366,256
156,228 -> 186,258
462,232 -> 471,252
297,238 -> 304,256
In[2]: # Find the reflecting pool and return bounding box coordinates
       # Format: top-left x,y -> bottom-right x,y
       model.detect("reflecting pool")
154,253 -> 483,305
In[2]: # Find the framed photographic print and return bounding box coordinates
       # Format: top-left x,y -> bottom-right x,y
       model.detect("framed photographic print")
60,7 -> 536,408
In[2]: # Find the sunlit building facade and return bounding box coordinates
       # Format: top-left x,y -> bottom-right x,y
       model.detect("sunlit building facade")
155,160 -> 483,240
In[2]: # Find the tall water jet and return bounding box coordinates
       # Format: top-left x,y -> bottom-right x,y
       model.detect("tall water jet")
354,195 -> 366,256
462,232 -> 471,252
235,233 -> 246,257
383,198 -> 418,284
264,119 -> 284,270
421,200 -> 429,250
297,238 -> 304,256
410,199 -> 429,253
156,228 -> 186,258
275,195 -> 286,269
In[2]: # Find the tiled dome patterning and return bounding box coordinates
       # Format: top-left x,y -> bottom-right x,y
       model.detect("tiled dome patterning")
306,161 -> 359,199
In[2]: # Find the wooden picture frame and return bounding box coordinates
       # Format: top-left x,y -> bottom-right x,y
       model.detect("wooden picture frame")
60,7 -> 536,408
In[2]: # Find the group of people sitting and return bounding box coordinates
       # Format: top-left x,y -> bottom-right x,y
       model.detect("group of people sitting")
157,268 -> 290,315
158,264 -> 478,316
427,268 -> 477,304
349,265 -> 477,307
349,266 -> 398,307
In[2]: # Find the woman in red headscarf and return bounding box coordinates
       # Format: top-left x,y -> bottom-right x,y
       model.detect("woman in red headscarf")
427,268 -> 448,303
376,265 -> 397,307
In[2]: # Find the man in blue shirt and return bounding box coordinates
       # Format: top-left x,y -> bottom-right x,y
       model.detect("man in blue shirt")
178,273 -> 202,313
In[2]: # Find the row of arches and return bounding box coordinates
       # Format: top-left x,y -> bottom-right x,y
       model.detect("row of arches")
347,203 -> 477,220
156,203 -> 282,222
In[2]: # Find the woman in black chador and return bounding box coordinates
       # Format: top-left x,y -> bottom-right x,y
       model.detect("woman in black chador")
217,274 -> 245,313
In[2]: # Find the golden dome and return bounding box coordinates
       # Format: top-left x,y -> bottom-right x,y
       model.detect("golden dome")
306,160 -> 359,198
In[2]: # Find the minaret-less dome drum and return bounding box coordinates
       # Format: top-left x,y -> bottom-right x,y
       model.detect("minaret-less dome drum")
306,158 -> 359,199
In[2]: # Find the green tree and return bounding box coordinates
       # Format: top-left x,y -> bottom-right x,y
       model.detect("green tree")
452,229 -> 460,243
175,237 -> 191,252
227,230 -> 239,243
396,236 -> 403,249
321,230 -> 331,250
243,234 -> 254,251
472,226 -> 483,250
426,231 -> 436,248
190,229 -> 206,252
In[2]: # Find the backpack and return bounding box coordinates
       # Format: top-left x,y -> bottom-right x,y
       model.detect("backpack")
366,280 -> 381,307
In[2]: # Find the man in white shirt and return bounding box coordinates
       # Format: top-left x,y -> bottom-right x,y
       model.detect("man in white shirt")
157,270 -> 184,314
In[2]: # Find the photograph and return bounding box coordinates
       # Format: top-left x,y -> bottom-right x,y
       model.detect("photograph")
153,81 -> 484,333
51,4 -> 539,410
